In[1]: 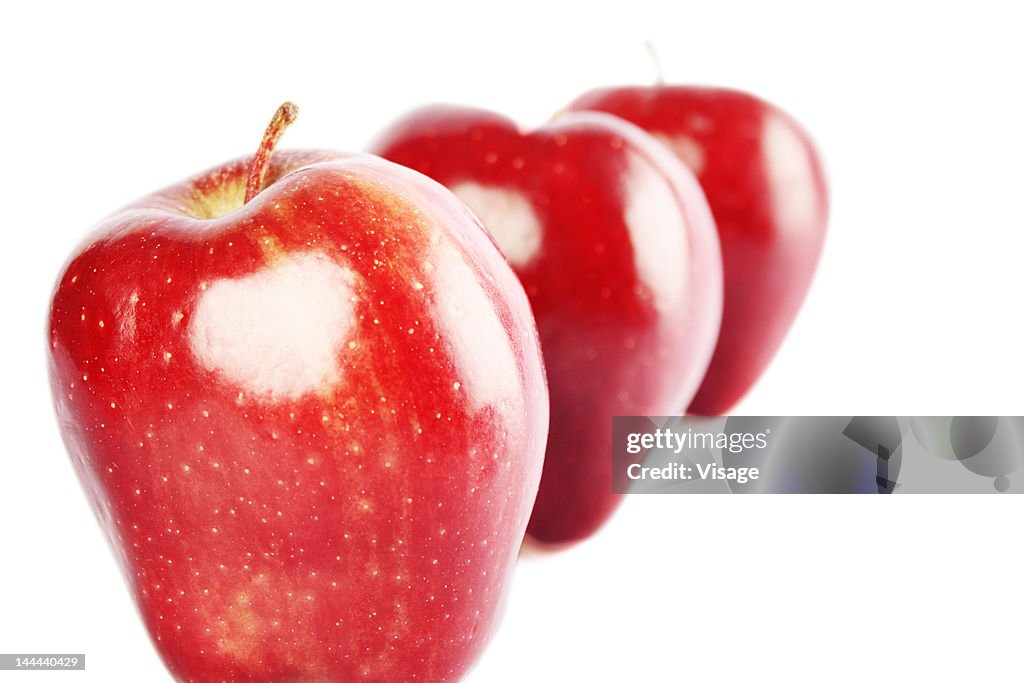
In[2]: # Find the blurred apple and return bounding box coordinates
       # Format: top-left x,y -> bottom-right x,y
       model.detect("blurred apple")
571,86 -> 828,414
372,106 -> 721,544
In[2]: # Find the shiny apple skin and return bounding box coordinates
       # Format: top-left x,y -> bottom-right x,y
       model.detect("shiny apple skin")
372,108 -> 722,544
571,87 -> 829,415
48,150 -> 548,683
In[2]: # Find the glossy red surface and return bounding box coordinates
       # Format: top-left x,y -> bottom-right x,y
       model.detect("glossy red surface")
571,87 -> 829,414
48,150 -> 548,682
373,108 -> 721,544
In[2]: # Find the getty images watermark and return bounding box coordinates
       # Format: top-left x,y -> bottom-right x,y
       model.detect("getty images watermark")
612,416 -> 1024,493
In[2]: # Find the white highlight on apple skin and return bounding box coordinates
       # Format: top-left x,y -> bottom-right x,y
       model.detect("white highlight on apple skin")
622,155 -> 688,313
762,113 -> 822,236
433,246 -> 522,417
189,252 -> 355,400
448,182 -> 542,267
118,293 -> 139,343
654,133 -> 706,176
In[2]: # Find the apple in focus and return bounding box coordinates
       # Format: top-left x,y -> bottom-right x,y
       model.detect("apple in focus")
48,104 -> 548,682
570,86 -> 829,414
372,106 -> 722,544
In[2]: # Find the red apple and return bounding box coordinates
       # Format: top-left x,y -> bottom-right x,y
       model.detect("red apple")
570,86 -> 828,414
371,107 -> 721,544
48,103 -> 548,682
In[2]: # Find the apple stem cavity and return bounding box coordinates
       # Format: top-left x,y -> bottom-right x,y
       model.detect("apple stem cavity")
643,40 -> 665,86
244,101 -> 299,204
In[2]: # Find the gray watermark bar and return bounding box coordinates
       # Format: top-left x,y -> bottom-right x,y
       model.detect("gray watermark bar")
0,654 -> 85,670
613,416 -> 1024,493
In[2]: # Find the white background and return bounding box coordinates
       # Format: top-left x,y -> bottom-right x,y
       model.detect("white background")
2,1 -> 1022,681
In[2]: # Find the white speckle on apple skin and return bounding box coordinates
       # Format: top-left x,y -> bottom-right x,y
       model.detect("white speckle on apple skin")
448,182 -> 542,267
188,252 -> 357,401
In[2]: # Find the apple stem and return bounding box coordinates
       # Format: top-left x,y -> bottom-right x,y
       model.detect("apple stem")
244,101 -> 299,204
644,40 -> 665,86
